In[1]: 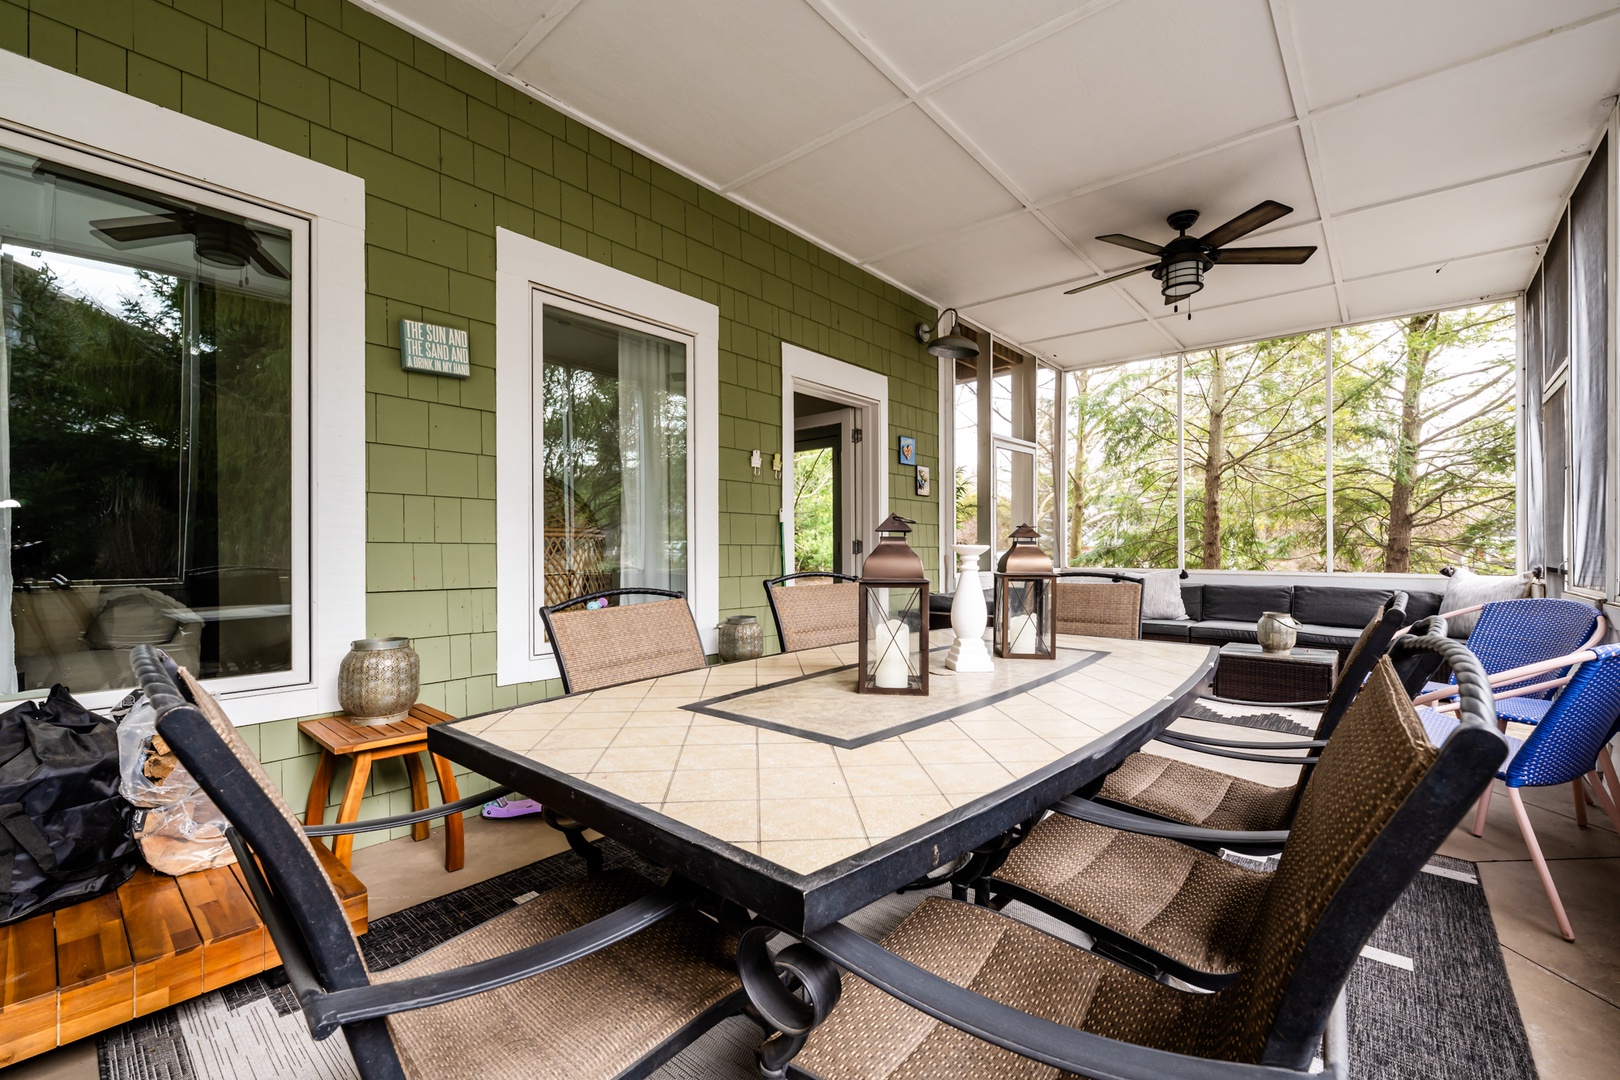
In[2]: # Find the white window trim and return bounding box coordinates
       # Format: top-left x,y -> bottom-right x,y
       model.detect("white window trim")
495,228 -> 719,684
0,52 -> 365,725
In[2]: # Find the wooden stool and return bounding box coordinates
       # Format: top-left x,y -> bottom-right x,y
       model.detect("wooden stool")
298,703 -> 465,871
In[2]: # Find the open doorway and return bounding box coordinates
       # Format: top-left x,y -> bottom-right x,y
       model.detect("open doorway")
780,345 -> 887,580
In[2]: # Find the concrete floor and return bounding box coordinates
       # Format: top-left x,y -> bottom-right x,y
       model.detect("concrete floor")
9,725 -> 1616,1079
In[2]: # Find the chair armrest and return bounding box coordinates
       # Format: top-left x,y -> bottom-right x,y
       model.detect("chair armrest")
1149,736 -> 1318,766
1156,730 -> 1326,751
300,877 -> 699,1039
804,921 -> 1342,1080
1054,797 -> 1290,854
303,789 -> 511,838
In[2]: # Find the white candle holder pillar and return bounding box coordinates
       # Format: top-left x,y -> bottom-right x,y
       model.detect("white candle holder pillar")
946,544 -> 994,672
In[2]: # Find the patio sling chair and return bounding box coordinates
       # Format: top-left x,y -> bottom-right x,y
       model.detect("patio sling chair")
968,631 -> 1484,992
1418,643 -> 1620,942
763,572 -> 860,652
1053,569 -> 1143,640
1413,597 -> 1605,725
129,646 -> 752,1080
761,634 -> 1506,1080
1036,594 -> 1412,853
541,587 -> 707,694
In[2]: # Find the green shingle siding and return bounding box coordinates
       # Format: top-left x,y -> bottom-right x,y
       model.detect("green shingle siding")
7,0 -> 939,847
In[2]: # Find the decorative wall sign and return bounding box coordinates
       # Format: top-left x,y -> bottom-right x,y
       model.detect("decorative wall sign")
915,465 -> 931,496
399,319 -> 471,378
897,435 -> 916,465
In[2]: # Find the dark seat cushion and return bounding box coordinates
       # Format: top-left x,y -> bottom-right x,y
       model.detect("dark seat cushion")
1187,619 -> 1260,645
1198,584 -> 1293,623
1141,618 -> 1195,641
1292,623 -> 1363,649
1180,583 -> 1204,621
1405,591 -> 1444,621
1290,585 -> 1398,629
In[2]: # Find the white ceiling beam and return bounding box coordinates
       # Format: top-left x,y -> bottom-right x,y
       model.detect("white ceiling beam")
1268,0 -> 1349,324
495,0 -> 584,75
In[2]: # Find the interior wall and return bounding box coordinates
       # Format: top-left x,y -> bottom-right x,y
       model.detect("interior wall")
0,0 -> 939,844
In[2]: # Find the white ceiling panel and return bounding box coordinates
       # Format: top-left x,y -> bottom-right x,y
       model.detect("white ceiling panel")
1159,286 -> 1340,350
1043,127 -> 1318,272
360,0 -> 1615,369
1333,160 -> 1583,281
369,0 -> 552,62
927,0 -> 1294,202
514,0 -> 902,186
831,0 -> 1086,90
1289,0 -> 1620,110
961,281 -> 1143,344
1115,222 -> 1332,311
1031,321 -> 1179,368
1342,248 -> 1538,324
869,213 -> 1086,308
1312,19 -> 1620,212
734,105 -> 1020,262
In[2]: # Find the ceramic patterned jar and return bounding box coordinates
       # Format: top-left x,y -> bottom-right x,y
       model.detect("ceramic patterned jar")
338,637 -> 420,726
718,615 -> 764,663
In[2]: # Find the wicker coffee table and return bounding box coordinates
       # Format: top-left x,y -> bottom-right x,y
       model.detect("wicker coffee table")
1214,643 -> 1338,705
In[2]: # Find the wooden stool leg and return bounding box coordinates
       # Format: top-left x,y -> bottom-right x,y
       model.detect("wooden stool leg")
304,752 -> 335,852
430,753 -> 465,872
333,753 -> 373,868
404,753 -> 432,843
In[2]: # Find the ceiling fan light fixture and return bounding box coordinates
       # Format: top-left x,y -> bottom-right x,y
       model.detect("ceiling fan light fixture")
191,217 -> 255,269
917,307 -> 980,359
1160,255 -> 1205,301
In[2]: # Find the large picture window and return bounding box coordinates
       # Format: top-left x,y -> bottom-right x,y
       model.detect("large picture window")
538,301 -> 689,608
0,149 -> 297,696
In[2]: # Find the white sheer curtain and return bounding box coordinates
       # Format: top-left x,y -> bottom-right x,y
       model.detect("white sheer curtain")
617,335 -> 676,591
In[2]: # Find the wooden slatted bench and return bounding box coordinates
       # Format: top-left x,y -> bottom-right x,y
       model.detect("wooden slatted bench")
0,844 -> 365,1067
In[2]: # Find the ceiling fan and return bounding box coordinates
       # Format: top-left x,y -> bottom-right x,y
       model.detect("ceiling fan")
1066,200 -> 1316,308
90,210 -> 290,278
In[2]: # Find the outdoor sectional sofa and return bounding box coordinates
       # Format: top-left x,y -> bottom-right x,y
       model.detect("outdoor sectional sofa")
1142,581 -> 1447,651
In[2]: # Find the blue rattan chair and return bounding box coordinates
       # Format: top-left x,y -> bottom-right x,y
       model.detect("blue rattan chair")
1419,643 -> 1620,941
1414,598 -> 1605,724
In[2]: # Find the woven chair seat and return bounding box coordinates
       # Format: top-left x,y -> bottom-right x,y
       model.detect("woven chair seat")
792,897 -> 1210,1080
991,814 -> 1269,977
1053,578 -> 1141,640
380,870 -> 740,1080
1095,752 -> 1300,831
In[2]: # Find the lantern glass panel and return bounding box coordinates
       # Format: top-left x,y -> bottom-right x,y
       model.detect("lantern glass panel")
861,585 -> 925,693
996,575 -> 1056,659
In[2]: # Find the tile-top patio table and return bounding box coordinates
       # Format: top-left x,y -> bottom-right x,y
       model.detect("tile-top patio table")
429,632 -> 1216,933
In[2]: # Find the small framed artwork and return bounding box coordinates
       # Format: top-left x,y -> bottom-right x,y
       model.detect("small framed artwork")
898,435 -> 916,465
915,465 -> 931,497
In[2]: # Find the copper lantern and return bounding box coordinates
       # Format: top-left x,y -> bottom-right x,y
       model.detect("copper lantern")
994,524 -> 1056,660
857,515 -> 930,695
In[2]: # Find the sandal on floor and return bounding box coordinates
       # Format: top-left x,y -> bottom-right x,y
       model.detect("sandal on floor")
481,796 -> 544,819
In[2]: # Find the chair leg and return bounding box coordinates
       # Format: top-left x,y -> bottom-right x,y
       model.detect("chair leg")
1572,779 -> 1589,828
1471,780 -> 1495,837
1506,788 -> 1574,942
1583,769 -> 1620,837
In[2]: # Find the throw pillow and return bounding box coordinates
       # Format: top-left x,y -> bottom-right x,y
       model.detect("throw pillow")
1139,570 -> 1188,621
1442,568 -> 1532,636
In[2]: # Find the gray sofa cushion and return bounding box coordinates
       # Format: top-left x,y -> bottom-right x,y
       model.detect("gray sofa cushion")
1199,585 -> 1293,623
1180,584 -> 1203,621
1292,623 -> 1363,649
1141,618 -> 1195,641
1188,619 -> 1260,645
1290,585 -> 1399,629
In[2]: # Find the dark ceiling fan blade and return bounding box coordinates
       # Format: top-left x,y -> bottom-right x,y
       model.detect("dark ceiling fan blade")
90,213 -> 189,243
248,235 -> 291,278
1211,245 -> 1318,265
1063,263 -> 1155,295
1094,233 -> 1165,255
1199,200 -> 1292,248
